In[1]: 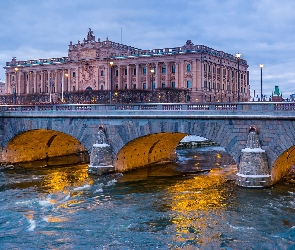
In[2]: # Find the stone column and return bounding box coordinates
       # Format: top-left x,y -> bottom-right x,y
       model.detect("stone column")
146,64 -> 150,89
155,62 -> 159,89
127,65 -> 131,89
33,71 -> 37,94
165,62 -> 169,87
118,65 -> 122,89
6,73 -> 10,94
236,126 -> 271,188
175,61 -> 179,88
54,70 -> 58,93
136,64 -> 140,89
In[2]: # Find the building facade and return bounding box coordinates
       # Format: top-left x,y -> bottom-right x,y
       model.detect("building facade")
4,28 -> 249,103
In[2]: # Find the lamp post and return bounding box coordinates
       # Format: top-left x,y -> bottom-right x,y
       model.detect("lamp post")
260,64 -> 263,101
150,68 -> 154,102
236,53 -> 241,102
109,61 -> 113,104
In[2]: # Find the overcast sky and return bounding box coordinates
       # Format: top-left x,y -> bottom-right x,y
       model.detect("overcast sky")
0,0 -> 294,98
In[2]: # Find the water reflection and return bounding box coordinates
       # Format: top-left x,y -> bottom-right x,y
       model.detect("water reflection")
166,166 -> 237,247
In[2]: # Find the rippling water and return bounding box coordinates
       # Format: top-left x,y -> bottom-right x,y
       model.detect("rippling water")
0,147 -> 294,249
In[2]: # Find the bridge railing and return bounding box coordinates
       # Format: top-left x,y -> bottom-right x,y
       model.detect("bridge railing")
1,102 -> 295,113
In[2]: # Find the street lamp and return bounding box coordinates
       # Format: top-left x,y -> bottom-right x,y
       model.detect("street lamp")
236,53 -> 241,102
260,64 -> 263,102
150,68 -> 154,102
109,61 -> 113,104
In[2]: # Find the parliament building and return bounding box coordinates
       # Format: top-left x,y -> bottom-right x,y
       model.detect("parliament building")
4,29 -> 249,103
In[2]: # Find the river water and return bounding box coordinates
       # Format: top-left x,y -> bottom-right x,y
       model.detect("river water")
0,146 -> 295,249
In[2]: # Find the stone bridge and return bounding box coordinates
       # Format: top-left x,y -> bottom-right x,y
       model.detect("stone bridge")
1,102 -> 295,188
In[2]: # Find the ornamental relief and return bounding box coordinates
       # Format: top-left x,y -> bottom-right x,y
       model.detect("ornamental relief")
184,72 -> 193,78
79,64 -> 96,89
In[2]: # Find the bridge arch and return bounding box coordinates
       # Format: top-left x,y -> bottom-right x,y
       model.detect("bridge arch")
271,146 -> 295,184
114,132 -> 187,172
2,129 -> 87,163
107,120 -> 244,172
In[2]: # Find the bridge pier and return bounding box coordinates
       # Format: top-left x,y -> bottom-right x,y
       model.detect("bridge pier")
236,126 -> 271,188
88,127 -> 115,175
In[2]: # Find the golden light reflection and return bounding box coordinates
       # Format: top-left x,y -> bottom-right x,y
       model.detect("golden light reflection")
166,166 -> 237,246
41,164 -> 92,193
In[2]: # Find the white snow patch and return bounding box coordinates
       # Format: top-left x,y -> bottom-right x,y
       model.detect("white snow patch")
242,148 -> 265,153
236,173 -> 271,178
181,135 -> 207,142
92,143 -> 110,147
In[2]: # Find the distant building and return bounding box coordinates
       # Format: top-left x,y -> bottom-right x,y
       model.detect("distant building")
271,86 -> 283,102
3,28 -> 250,103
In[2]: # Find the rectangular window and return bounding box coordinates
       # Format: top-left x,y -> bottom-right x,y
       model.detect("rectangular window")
172,81 -> 176,88
124,84 -> 127,89
100,70 -> 104,76
133,68 -> 136,75
73,72 -> 76,77
217,68 -> 220,74
100,85 -> 104,90
12,76 -> 14,81
171,65 -> 176,73
73,86 -> 76,91
187,64 -> 191,72
152,82 -> 155,90
187,80 -> 192,88
133,84 -> 136,89
143,83 -> 146,90
142,67 -> 146,74
162,82 -> 166,88
162,67 -> 166,73
115,84 -> 118,89
115,70 -> 118,76
125,69 -> 127,75
204,81 -> 207,89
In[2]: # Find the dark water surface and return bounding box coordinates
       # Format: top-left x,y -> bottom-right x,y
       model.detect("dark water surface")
0,147 -> 295,249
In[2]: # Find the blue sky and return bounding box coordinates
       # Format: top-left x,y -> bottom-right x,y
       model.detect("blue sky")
0,0 -> 294,98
